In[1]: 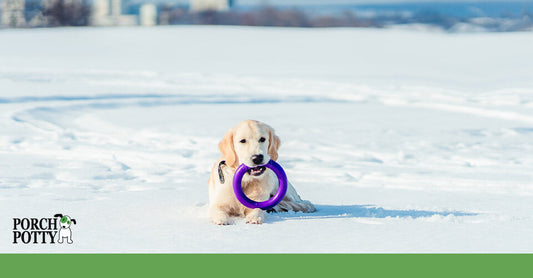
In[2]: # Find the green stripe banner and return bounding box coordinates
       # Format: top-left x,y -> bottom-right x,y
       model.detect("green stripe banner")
1,254 -> 531,277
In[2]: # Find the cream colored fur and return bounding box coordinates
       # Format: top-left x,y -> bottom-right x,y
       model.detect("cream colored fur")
208,120 -> 316,225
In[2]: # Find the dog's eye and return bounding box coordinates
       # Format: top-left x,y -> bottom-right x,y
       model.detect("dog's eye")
259,137 -> 266,143
239,139 -> 246,143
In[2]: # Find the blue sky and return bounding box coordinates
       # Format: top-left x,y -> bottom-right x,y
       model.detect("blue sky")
234,0 -> 533,4
168,0 -> 533,4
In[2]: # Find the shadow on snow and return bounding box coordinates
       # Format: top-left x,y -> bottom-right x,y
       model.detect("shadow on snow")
267,204 -> 476,222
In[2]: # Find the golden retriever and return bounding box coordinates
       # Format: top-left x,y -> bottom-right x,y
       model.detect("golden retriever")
208,120 -> 316,225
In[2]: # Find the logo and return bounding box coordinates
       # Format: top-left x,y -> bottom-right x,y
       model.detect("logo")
13,213 -> 77,244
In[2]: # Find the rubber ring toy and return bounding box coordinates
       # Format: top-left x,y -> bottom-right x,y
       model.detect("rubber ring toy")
233,160 -> 288,210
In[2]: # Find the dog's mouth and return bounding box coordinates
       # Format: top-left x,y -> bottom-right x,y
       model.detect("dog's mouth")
247,166 -> 266,176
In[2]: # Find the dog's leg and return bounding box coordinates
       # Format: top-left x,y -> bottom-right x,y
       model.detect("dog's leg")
274,182 -> 316,213
245,208 -> 266,224
67,230 -> 73,244
57,233 -> 63,244
241,181 -> 270,224
209,205 -> 232,225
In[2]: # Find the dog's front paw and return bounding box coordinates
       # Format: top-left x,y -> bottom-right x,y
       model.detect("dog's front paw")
246,216 -> 264,224
213,219 -> 231,225
211,214 -> 232,225
210,207 -> 232,225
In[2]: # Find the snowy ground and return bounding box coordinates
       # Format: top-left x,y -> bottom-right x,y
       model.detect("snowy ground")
0,26 -> 532,253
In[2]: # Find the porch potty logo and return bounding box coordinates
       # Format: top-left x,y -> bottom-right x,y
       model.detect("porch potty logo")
13,213 -> 77,244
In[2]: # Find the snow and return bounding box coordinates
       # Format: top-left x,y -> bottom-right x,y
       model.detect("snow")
0,26 -> 532,252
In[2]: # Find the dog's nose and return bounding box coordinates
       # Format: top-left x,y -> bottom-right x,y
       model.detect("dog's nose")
251,154 -> 264,165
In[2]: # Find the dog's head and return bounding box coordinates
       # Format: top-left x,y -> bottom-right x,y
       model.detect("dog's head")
54,214 -> 76,229
219,120 -> 280,177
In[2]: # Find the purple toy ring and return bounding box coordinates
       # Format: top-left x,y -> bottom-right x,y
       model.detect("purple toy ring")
233,160 -> 288,210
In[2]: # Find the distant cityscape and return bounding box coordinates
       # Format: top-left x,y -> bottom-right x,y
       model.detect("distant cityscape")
0,0 -> 235,27
1,0 -> 532,31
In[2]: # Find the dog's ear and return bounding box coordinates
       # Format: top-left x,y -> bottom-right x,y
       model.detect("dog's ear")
268,126 -> 281,161
219,128 -> 238,168
71,219 -> 76,225
54,214 -> 63,218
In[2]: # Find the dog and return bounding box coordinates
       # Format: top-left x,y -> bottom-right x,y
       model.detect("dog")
208,120 -> 315,225
54,214 -> 76,244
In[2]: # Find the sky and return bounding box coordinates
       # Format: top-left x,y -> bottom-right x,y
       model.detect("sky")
239,0 -> 531,4
164,0 -> 533,6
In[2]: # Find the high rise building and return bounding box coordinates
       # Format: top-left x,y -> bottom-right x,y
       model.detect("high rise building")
140,4 -> 157,26
190,0 -> 232,12
91,0 -> 137,26
1,0 -> 26,27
